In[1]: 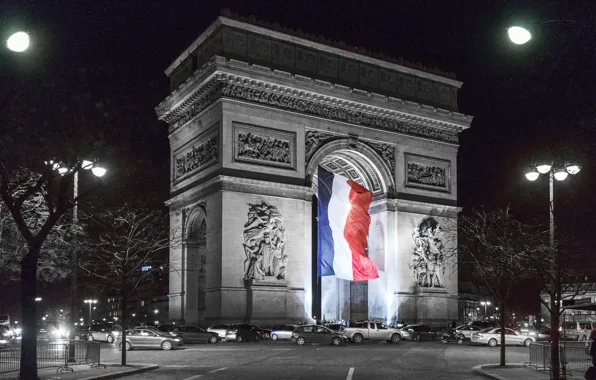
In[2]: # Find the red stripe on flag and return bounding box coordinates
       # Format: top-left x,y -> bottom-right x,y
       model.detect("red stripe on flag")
344,180 -> 379,281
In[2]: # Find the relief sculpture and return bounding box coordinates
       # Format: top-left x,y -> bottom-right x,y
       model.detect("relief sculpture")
367,141 -> 395,174
409,217 -> 445,288
237,132 -> 291,164
407,162 -> 446,187
175,133 -> 218,178
242,202 -> 287,281
305,129 -> 337,161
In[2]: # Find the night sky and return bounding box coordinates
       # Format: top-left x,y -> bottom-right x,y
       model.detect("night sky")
1,0 -> 595,316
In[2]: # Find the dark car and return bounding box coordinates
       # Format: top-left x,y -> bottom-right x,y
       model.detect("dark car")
169,325 -> 219,344
468,321 -> 498,329
403,325 -> 437,341
72,325 -> 90,341
225,324 -> 269,341
227,325 -> 261,343
291,325 -> 346,346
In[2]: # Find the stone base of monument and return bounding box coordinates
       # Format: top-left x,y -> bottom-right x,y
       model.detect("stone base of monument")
393,287 -> 455,328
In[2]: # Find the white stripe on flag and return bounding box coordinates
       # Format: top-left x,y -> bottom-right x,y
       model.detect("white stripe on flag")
327,175 -> 354,281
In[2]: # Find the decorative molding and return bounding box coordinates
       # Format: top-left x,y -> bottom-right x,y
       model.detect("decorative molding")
305,129 -> 339,162
404,153 -> 451,193
221,82 -> 459,143
167,82 -> 223,133
365,141 -> 395,174
233,122 -> 296,170
174,125 -> 219,180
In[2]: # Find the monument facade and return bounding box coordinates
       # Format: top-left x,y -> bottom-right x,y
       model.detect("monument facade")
156,16 -> 473,326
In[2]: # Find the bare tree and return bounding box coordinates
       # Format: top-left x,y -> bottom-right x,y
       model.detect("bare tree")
458,207 -> 551,367
79,207 -> 179,366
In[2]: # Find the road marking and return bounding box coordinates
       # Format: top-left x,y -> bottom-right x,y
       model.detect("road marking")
208,367 -> 228,373
346,367 -> 354,380
181,375 -> 202,380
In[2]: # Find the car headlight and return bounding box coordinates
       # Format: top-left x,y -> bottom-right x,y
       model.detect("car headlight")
174,338 -> 181,342
2,332 -> 10,337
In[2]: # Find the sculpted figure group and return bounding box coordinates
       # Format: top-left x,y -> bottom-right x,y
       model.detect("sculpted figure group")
242,202 -> 288,281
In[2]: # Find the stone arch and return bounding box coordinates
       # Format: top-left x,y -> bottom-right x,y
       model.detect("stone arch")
306,139 -> 395,197
182,205 -> 208,323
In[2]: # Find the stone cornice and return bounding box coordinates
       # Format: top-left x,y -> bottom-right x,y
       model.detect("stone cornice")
391,198 -> 461,217
157,56 -> 472,132
165,17 -> 463,88
166,175 -> 312,209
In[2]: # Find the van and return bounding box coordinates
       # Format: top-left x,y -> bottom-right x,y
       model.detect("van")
560,321 -> 595,341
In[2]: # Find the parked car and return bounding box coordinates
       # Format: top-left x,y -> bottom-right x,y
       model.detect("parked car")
578,322 -> 595,341
207,324 -> 231,339
291,325 -> 346,346
72,325 -> 90,341
468,320 -> 498,329
87,324 -> 117,343
455,324 -> 482,339
402,324 -> 437,341
344,321 -> 404,343
227,325 -> 261,343
117,328 -> 182,351
471,327 -> 535,347
270,324 -> 297,341
169,325 -> 219,344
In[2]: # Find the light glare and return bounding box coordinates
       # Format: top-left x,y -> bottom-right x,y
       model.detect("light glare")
536,164 -> 552,174
554,170 -> 568,181
565,164 -> 581,175
6,31 -> 30,52
525,171 -> 539,181
507,26 -> 532,45
91,166 -> 107,177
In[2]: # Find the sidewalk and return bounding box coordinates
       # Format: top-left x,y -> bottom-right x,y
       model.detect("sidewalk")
0,363 -> 158,380
473,364 -> 551,380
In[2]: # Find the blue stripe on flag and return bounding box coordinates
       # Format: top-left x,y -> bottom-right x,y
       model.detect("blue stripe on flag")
317,166 -> 335,277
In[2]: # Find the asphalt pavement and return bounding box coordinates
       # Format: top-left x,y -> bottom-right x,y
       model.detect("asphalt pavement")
98,339 -> 530,380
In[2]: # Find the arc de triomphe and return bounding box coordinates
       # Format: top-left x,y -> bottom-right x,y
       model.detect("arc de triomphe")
155,16 -> 472,326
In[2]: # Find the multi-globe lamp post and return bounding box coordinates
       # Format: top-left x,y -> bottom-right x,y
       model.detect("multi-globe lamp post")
84,299 -> 98,325
480,301 -> 491,316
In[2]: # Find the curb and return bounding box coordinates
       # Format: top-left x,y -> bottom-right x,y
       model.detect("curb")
472,364 -> 525,380
77,364 -> 159,380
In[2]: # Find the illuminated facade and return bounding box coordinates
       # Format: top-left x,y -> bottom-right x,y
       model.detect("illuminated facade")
156,16 -> 472,326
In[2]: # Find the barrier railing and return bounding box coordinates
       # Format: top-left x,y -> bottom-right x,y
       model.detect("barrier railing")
525,341 -> 592,377
0,341 -> 104,375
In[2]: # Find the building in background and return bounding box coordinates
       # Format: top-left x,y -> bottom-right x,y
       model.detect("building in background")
540,283 -> 596,324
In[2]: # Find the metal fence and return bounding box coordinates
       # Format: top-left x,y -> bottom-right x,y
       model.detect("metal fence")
0,341 -> 103,375
525,341 -> 592,376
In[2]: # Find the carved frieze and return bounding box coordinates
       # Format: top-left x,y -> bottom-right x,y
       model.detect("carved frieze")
233,123 -> 296,170
174,126 -> 219,180
221,83 -> 459,143
404,153 -> 450,192
305,129 -> 338,162
242,202 -> 287,281
366,141 -> 395,174
168,83 -> 223,133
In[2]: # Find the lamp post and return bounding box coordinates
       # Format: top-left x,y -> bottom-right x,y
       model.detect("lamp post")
84,300 -> 97,324
480,301 -> 491,316
525,160 -> 580,379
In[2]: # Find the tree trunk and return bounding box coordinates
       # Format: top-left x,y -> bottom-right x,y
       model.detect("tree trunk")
550,295 -> 561,380
499,298 -> 506,366
120,294 -> 127,366
20,251 -> 39,380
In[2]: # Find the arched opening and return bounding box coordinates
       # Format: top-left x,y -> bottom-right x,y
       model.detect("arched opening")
185,209 -> 207,323
309,146 -> 390,323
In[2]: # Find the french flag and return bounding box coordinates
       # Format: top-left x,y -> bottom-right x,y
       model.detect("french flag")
317,166 -> 379,281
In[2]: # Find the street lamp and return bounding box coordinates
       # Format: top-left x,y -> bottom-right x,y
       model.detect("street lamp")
6,31 -> 30,52
480,301 -> 491,315
507,26 -> 532,45
84,300 -> 97,324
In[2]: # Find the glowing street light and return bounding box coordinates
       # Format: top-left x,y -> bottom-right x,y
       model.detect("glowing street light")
507,26 -> 532,45
480,301 -> 491,315
84,299 -> 98,324
6,31 -> 30,52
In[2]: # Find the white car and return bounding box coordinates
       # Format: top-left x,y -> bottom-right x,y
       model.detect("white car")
455,324 -> 482,339
471,327 -> 535,347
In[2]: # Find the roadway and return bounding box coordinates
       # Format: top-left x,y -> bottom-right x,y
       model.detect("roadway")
99,339 -> 529,380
